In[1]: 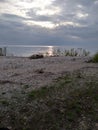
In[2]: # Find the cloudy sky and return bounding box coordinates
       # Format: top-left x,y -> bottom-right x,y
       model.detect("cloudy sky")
0,0 -> 98,47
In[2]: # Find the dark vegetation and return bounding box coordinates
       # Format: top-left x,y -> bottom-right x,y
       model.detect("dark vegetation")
45,48 -> 90,57
86,52 -> 98,63
0,69 -> 98,130
92,52 -> 98,63
29,54 -> 44,59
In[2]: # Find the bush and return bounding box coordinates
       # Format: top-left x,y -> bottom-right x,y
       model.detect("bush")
49,48 -> 90,57
92,52 -> 98,63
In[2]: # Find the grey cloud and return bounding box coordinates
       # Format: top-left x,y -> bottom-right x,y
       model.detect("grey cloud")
0,0 -> 8,3
1,13 -> 26,21
54,0 -> 96,6
0,0 -> 98,47
0,18 -> 76,45
27,10 -> 49,21
58,0 -> 98,30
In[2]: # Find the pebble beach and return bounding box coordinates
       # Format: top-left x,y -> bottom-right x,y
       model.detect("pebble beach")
0,56 -> 98,130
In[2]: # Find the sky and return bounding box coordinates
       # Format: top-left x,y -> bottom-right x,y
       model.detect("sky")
0,0 -> 98,47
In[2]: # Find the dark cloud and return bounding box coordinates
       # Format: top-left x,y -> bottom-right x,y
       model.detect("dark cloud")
1,13 -> 26,20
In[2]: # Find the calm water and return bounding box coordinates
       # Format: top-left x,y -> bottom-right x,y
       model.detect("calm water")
0,45 -> 98,57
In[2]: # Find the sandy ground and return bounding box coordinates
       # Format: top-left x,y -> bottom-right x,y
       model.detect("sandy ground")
0,56 -> 98,99
0,56 -> 98,130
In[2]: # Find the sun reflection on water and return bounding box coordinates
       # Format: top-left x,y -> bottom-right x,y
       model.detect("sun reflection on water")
47,46 -> 54,56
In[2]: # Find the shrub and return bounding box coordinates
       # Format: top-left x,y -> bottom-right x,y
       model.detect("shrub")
92,52 -> 98,63
49,48 -> 90,57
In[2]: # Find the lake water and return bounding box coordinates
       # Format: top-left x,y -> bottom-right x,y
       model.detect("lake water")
0,45 -> 98,57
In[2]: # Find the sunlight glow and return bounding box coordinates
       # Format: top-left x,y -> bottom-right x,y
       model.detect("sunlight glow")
48,46 -> 54,56
71,36 -> 81,39
24,20 -> 86,29
77,5 -> 83,8
24,20 -> 58,29
0,2 -> 30,19
16,0 -> 55,10
12,0 -> 60,18
31,0 -> 55,9
59,22 -> 86,27
76,13 -> 88,18
36,7 -> 61,16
